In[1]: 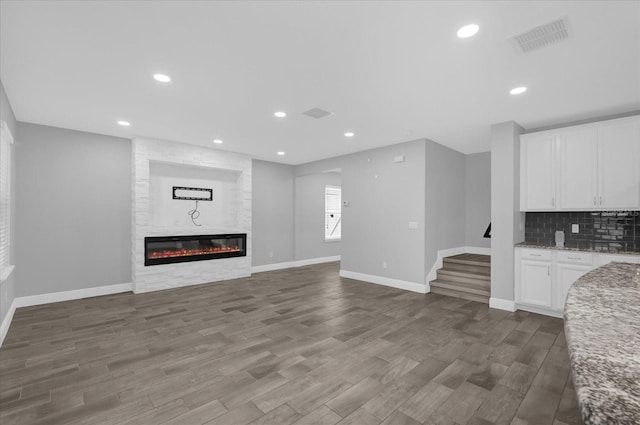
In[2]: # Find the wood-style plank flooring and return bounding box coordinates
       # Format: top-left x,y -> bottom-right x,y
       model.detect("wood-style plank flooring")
0,262 -> 582,425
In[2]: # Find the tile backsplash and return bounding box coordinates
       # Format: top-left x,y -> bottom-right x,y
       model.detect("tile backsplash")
525,211 -> 640,252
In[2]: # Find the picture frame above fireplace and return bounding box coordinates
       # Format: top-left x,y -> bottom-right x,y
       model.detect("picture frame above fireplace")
172,186 -> 213,201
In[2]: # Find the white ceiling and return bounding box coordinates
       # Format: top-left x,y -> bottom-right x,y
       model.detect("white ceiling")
1,1 -> 639,165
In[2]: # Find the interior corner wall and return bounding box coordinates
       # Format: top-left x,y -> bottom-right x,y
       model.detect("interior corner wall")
252,159 -> 295,266
294,172 -> 341,261
16,123 -> 132,297
0,79 -> 17,328
490,121 -> 525,303
425,141 -> 467,276
465,152 -> 491,248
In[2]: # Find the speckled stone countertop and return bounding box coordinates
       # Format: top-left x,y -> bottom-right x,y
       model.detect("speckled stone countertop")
564,262 -> 640,425
515,242 -> 640,256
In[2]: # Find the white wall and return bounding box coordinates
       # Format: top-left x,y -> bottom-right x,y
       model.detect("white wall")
16,123 -> 132,297
294,172 -> 341,262
425,141 -> 467,276
490,121 -> 525,306
252,160 -> 295,267
465,152 -> 491,248
0,79 -> 17,330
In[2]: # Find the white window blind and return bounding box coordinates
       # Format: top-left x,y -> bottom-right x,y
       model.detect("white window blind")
325,185 -> 341,240
0,121 -> 13,281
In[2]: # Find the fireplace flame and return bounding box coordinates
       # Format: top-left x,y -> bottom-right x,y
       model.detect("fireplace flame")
149,246 -> 240,259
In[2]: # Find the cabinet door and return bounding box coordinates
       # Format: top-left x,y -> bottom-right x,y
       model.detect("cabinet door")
521,133 -> 556,211
554,263 -> 592,310
520,260 -> 552,308
597,118 -> 640,209
557,128 -> 598,210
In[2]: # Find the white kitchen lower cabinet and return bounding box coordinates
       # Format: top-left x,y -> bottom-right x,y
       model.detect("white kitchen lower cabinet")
519,260 -> 552,309
554,263 -> 592,310
515,247 -> 640,317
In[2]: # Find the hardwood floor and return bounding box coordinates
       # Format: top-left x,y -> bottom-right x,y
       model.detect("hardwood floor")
0,262 -> 582,425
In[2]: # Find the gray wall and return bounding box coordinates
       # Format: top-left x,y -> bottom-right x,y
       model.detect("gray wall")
0,79 -> 17,328
490,121 -> 525,303
16,123 -> 131,297
425,141 -> 467,276
298,140 -> 427,284
465,152 -> 491,248
252,160 -> 295,266
294,172 -> 341,261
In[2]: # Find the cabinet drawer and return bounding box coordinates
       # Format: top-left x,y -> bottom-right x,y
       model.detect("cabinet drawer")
598,253 -> 640,266
557,251 -> 593,265
520,249 -> 552,261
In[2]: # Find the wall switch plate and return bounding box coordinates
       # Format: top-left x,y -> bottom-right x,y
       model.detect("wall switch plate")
394,155 -> 406,163
342,200 -> 350,206
572,224 -> 579,233
408,221 -> 418,229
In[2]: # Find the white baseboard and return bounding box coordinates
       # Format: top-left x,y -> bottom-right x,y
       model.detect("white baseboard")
0,282 -> 132,348
340,269 -> 427,294
251,261 -> 296,273
426,246 -> 491,283
0,297 -> 17,347
13,283 -> 132,309
252,256 -> 340,274
516,303 -> 564,319
489,297 -> 517,312
295,256 -> 341,267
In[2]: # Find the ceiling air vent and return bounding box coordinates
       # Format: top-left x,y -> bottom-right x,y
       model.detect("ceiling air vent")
509,15 -> 571,54
302,107 -> 334,119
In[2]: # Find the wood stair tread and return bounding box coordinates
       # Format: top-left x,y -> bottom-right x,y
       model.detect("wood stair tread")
430,280 -> 490,297
438,269 -> 490,279
444,253 -> 491,268
430,286 -> 489,303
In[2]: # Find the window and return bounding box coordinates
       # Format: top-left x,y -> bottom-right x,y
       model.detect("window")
0,121 -> 13,281
325,185 -> 341,240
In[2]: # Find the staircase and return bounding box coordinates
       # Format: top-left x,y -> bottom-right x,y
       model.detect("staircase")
430,253 -> 490,303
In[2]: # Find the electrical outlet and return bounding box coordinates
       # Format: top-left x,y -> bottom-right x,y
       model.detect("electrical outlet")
382,261 -> 387,269
269,251 -> 274,258
572,224 -> 579,233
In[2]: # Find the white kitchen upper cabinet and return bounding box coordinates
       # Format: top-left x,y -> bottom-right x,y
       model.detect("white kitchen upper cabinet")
520,116 -> 640,211
521,133 -> 555,211
597,118 -> 640,210
557,127 -> 598,210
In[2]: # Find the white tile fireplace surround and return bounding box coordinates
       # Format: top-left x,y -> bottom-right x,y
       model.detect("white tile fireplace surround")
132,137 -> 251,293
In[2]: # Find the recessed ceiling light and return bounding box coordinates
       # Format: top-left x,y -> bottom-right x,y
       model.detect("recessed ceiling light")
457,24 -> 479,38
274,111 -> 287,118
510,86 -> 527,95
153,73 -> 171,83
213,139 -> 223,144
117,120 -> 130,126
344,132 -> 355,137
277,151 -> 285,156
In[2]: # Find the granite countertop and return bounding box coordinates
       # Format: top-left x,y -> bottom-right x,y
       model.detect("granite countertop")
564,262 -> 640,425
515,242 -> 640,256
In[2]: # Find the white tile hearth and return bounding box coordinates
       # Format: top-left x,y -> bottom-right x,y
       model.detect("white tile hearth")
132,137 -> 251,293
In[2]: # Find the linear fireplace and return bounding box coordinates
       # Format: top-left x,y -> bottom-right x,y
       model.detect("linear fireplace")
145,234 -> 247,266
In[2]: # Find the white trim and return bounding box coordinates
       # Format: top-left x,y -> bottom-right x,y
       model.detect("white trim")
295,256 -> 341,267
489,297 -> 517,312
0,297 -> 17,347
252,261 -> 296,273
0,264 -> 15,282
516,303 -> 564,319
340,269 -> 427,294
426,246 -> 491,283
0,121 -> 14,145
252,256 -> 341,274
13,283 -> 132,309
